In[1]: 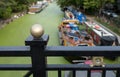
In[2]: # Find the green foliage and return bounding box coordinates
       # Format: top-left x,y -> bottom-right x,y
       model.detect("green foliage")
0,7 -> 12,19
57,0 -> 115,14
57,0 -> 83,8
83,0 -> 115,14
0,0 -> 39,19
57,0 -> 69,8
15,0 -> 37,5
83,0 -> 97,9
0,0 -> 5,7
12,4 -> 27,12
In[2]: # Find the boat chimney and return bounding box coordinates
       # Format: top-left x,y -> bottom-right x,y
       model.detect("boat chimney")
101,31 -> 103,37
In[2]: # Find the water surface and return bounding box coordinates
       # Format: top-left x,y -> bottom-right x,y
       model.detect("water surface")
0,2 -> 69,77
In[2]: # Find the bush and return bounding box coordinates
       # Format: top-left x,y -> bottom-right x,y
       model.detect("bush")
112,18 -> 120,28
0,8 -> 3,18
85,8 -> 97,15
21,4 -> 27,11
0,7 -> 12,19
12,4 -> 27,12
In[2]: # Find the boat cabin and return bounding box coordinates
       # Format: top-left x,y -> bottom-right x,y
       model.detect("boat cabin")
85,21 -> 117,46
28,4 -> 42,14
64,10 -> 75,20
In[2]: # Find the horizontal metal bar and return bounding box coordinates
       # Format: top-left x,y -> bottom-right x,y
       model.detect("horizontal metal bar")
47,64 -> 120,70
0,46 -> 120,56
0,64 -> 32,70
45,46 -> 120,56
0,64 -> 119,71
0,46 -> 31,57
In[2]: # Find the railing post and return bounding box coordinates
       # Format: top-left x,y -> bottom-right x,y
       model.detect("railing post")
25,24 -> 49,77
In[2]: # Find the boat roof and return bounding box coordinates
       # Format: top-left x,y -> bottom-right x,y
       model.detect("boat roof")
29,5 -> 42,8
62,20 -> 79,24
85,21 -> 114,37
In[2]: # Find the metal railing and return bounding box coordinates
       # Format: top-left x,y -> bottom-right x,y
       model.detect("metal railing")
0,30 -> 120,77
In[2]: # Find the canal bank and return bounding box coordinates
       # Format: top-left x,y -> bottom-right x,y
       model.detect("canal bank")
0,2 -> 69,77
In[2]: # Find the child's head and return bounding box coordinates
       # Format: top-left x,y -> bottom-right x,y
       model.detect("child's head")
69,36 -> 74,40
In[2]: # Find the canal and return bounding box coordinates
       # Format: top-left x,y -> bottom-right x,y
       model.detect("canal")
0,2 -> 69,77
0,1 -> 120,77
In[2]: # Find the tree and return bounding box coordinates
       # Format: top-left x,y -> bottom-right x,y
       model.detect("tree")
0,0 -> 17,7
57,0 -> 84,8
0,7 -> 12,19
0,0 -> 14,19
12,0 -> 38,12
0,0 -> 5,7
0,0 -> 39,19
57,0 -> 115,15
15,0 -> 37,5
83,0 -> 115,14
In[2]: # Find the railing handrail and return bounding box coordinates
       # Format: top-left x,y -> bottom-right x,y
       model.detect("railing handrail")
0,46 -> 30,57
45,46 -> 120,56
0,34 -> 120,77
0,64 -> 120,71
47,64 -> 120,70
0,46 -> 120,57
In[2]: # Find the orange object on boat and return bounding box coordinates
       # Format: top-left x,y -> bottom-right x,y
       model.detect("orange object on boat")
95,25 -> 100,29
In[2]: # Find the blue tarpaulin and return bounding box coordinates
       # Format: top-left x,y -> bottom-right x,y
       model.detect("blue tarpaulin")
76,12 -> 86,23
65,6 -> 87,23
69,23 -> 79,31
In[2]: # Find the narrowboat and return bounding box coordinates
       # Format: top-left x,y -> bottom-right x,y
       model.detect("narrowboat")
63,6 -> 87,24
84,21 -> 118,46
58,19 -> 94,63
28,4 -> 43,14
58,19 -> 94,46
64,10 -> 75,20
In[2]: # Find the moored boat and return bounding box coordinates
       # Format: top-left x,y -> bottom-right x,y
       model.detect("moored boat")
84,21 -> 118,46
58,20 -> 94,46
58,19 -> 94,63
84,20 -> 118,60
